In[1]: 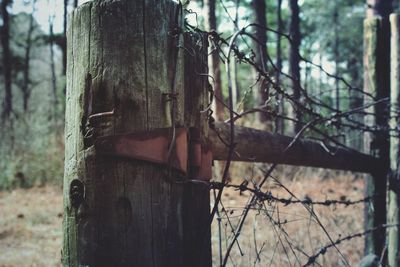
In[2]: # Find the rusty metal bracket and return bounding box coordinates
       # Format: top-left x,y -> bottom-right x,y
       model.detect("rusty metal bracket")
95,128 -> 188,173
189,128 -> 213,181
95,127 -> 212,180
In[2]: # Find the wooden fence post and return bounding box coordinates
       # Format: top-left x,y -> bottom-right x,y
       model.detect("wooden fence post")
389,13 -> 400,267
363,16 -> 390,258
63,1 -> 211,266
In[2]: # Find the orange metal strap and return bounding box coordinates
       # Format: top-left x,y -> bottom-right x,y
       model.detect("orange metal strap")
95,127 -> 212,181
95,128 -> 188,173
189,128 -> 213,181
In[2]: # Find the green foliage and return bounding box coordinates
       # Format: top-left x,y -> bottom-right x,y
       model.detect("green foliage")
0,11 -> 64,190
0,0 -> 368,189
0,141 -> 63,190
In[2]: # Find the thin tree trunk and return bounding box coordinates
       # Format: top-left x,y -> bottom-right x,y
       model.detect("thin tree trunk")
63,0 -> 67,75
289,0 -> 302,133
389,12 -> 400,267
275,0 -> 284,133
304,61 -> 310,92
348,57 -> 363,150
231,60 -> 238,110
74,0 -> 78,8
231,0 -> 240,110
205,0 -> 224,121
364,0 -> 392,261
334,5 -> 340,112
49,15 -> 58,110
318,42 -> 323,106
1,0 -> 12,120
252,0 -> 270,125
22,0 -> 36,112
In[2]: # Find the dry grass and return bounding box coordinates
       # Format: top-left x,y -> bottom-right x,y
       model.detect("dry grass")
0,167 -> 366,267
212,164 -> 366,266
0,186 -> 63,267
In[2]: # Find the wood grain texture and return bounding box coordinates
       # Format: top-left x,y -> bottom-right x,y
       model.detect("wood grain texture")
363,16 -> 389,258
389,13 -> 400,267
210,122 -> 383,174
182,32 -> 211,267
63,1 -> 211,266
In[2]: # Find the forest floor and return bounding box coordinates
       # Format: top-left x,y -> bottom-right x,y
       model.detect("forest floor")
211,164 -> 365,266
0,167 -> 365,267
0,186 -> 63,267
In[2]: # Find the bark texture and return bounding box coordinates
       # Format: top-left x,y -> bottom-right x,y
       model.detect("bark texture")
389,13 -> 400,267
364,1 -> 392,259
210,122 -> 382,174
363,16 -> 390,259
63,1 -> 210,266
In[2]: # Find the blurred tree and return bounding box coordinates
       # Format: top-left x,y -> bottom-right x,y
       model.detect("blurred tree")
275,0 -> 283,133
301,0 -> 364,127
48,13 -> 58,110
0,7 -> 65,189
21,0 -> 36,112
231,0 -> 240,109
251,0 -> 270,125
204,0 -> 224,121
1,0 -> 13,120
333,3 -> 339,112
289,0 -> 301,133
62,0 -> 67,76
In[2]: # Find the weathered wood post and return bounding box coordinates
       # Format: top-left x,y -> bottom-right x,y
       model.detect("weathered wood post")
363,10 -> 391,259
63,1 -> 211,266
389,13 -> 400,267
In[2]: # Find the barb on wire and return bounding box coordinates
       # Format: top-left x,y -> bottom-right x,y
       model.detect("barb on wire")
303,224 -> 400,267
211,182 -> 376,207
182,4 -> 397,266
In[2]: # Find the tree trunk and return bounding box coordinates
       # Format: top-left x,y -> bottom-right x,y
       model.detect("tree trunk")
333,4 -> 343,145
364,0 -> 392,259
1,0 -> 12,120
347,57 -> 364,151
231,59 -> 238,110
318,43 -> 323,112
63,0 -> 67,76
204,0 -> 224,121
389,12 -> 400,267
252,0 -> 270,125
49,15 -> 58,112
289,0 -> 302,133
303,58 -> 310,92
232,0 -> 240,110
275,0 -> 284,134
63,1 -> 211,266
367,0 -> 393,18
22,0 -> 36,112
333,4 -> 340,113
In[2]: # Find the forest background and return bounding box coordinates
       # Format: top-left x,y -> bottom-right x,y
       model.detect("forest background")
1,0 -> 394,189
1,0 -> 399,266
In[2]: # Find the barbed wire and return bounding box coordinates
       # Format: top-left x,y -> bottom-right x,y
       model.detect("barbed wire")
211,181 -> 376,207
181,4 -> 397,266
303,224 -> 400,267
